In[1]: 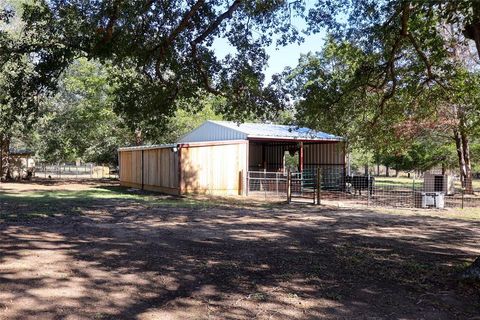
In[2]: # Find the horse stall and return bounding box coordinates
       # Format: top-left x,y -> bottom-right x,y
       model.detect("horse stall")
119,121 -> 345,197
118,140 -> 247,196
118,145 -> 180,194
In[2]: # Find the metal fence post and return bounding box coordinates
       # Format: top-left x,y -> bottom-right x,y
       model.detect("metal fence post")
287,169 -> 292,204
316,167 -> 321,205
367,173 -> 370,206
276,172 -> 279,197
246,171 -> 249,196
263,169 -> 267,199
412,176 -> 416,207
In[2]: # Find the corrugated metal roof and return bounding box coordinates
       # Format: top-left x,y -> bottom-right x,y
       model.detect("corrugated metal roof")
9,148 -> 34,155
178,120 -> 342,143
177,121 -> 247,143
118,144 -> 176,151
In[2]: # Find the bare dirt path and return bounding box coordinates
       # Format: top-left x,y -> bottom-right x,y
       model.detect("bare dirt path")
0,181 -> 479,319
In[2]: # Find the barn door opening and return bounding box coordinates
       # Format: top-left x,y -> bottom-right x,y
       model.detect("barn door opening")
284,150 -> 299,172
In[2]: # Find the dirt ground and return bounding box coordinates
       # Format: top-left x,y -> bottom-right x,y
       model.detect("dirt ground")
0,180 -> 479,320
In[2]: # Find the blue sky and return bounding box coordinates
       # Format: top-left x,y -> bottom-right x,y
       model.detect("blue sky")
213,31 -> 326,82
212,3 -> 327,83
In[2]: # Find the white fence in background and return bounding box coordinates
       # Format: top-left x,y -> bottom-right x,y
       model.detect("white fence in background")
36,164 -> 118,179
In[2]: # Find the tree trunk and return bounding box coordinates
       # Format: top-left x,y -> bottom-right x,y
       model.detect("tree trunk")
461,131 -> 474,194
462,2 -> 480,281
134,128 -> 143,146
386,166 -> 390,177
454,129 -> 467,188
0,136 -> 10,181
464,3 -> 480,61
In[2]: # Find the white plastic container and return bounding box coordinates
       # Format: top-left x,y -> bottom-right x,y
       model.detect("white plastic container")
421,192 -> 444,209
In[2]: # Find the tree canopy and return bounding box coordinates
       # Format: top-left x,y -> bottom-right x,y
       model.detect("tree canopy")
282,0 -> 480,191
1,0 -> 305,129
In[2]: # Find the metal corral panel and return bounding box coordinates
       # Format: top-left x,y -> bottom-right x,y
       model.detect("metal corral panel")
177,121 -> 247,143
180,141 -> 247,195
304,142 -> 345,165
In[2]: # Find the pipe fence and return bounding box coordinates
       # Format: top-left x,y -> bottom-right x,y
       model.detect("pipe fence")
36,164 -> 118,179
246,169 -> 480,210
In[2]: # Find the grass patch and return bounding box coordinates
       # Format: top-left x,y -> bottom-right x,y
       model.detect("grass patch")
0,185 -> 280,221
369,206 -> 480,221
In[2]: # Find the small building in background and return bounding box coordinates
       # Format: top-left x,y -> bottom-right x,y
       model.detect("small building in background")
118,121 -> 345,196
424,172 -> 455,195
6,148 -> 35,180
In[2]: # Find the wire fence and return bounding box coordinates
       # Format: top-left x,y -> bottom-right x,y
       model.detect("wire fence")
36,164 -> 118,179
247,169 -> 480,210
246,171 -> 288,198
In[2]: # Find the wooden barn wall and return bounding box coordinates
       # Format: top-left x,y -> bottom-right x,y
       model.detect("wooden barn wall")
119,148 -> 179,195
143,148 -> 179,192
180,142 -> 247,195
248,142 -> 297,171
119,150 -> 143,185
264,144 -> 286,171
248,143 -> 263,170
303,142 -> 345,166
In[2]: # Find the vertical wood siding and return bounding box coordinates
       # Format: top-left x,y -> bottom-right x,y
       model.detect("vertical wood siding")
119,148 -> 179,194
180,142 -> 247,195
248,143 -> 263,170
119,150 -> 143,185
304,142 -> 345,165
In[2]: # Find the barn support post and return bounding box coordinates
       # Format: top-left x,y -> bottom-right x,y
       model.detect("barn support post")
299,142 -> 304,172
178,144 -> 182,195
117,150 -> 121,180
141,149 -> 144,190
262,143 -> 266,170
238,170 -> 243,196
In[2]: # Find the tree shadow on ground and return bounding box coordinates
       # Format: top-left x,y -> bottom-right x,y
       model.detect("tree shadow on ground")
0,188 -> 479,319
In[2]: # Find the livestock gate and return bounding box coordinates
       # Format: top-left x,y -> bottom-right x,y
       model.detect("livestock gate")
245,138 -> 346,204
247,166 -> 480,210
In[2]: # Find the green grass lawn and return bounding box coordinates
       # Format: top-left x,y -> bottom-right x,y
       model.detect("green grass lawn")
375,175 -> 480,189
2,183 -> 480,222
374,176 -> 418,187
0,185 -> 277,221
0,186 -> 199,220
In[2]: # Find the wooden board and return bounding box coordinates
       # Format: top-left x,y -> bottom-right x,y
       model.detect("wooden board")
304,142 -> 345,165
119,147 -> 179,195
180,142 -> 247,195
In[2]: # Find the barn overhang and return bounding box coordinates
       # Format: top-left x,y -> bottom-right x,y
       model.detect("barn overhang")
247,138 -> 345,173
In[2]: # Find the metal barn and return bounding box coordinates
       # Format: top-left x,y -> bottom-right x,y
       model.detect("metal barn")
118,121 -> 345,196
